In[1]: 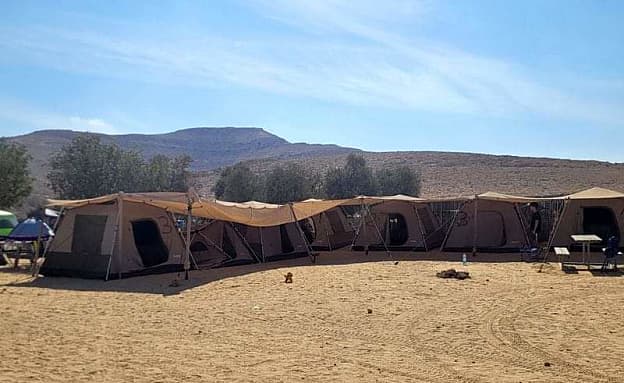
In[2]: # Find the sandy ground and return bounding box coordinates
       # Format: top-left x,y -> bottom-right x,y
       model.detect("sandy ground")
1,251 -> 623,383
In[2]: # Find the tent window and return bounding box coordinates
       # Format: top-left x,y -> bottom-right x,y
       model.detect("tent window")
280,225 -> 295,253
131,220 -> 169,267
583,207 -> 619,243
388,214 -> 408,246
72,215 -> 108,256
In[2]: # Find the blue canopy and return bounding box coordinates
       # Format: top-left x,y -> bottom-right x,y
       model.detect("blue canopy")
7,218 -> 54,241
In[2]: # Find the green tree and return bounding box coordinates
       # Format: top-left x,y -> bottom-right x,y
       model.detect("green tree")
376,166 -> 422,196
0,140 -> 33,209
324,154 -> 376,198
143,154 -> 192,192
213,163 -> 261,202
48,135 -> 192,199
264,162 -> 316,204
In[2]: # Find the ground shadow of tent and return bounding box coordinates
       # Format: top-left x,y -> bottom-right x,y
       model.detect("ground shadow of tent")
3,249 -> 540,295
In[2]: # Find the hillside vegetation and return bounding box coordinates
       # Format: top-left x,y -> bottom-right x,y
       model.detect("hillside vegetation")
5,128 -> 624,206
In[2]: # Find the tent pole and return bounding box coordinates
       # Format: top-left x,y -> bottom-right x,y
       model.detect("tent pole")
364,202 -> 392,259
440,201 -> 464,251
184,200 -> 192,280
117,193 -> 124,279
412,203 -> 428,252
514,203 -> 531,248
544,199 -> 569,264
228,222 -> 261,263
197,230 -> 232,265
351,203 -> 365,249
259,227 -> 265,263
472,195 -> 478,256
323,213 -> 333,251
169,211 -> 199,271
105,203 -> 121,281
288,203 -> 315,264
34,207 -> 65,278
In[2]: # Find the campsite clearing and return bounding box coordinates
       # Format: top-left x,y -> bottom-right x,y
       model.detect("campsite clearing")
1,251 -> 623,382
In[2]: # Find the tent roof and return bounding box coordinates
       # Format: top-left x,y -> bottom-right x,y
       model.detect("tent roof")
0,210 -> 15,216
560,187 -> 624,200
8,218 -> 54,241
47,192 -> 193,215
476,191 -> 542,203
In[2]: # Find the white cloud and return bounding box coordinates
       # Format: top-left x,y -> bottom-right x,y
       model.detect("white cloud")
0,1 -> 621,127
0,98 -> 119,135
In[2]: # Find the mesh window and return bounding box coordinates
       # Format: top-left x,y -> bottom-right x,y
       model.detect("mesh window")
72,215 -> 108,256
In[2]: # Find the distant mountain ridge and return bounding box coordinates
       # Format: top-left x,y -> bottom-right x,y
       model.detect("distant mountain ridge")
4,127 -> 624,212
7,127 -> 358,171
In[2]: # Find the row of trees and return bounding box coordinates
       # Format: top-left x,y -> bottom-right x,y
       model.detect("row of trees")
0,136 -> 420,211
214,154 -> 422,203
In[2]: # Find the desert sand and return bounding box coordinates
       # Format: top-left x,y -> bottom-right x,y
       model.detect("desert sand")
1,251 -> 623,382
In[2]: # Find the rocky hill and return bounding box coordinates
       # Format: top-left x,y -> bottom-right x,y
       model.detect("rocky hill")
4,128 -> 624,213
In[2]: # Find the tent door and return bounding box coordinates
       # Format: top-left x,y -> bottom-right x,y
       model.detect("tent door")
131,220 -> 169,267
388,214 -> 408,246
72,215 -> 108,256
582,207 -> 619,243
476,211 -> 506,247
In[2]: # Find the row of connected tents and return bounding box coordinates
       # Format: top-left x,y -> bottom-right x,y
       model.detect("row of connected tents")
38,187 -> 624,279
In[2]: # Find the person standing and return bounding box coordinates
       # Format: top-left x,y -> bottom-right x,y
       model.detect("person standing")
529,202 -> 542,246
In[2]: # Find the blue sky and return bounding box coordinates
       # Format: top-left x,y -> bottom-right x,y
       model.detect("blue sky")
1,0 -> 623,161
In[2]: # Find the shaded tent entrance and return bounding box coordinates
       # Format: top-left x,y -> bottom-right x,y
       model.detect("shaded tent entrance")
548,188 -> 624,250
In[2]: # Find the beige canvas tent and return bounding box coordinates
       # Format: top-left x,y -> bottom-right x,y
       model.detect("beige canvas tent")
349,196 -> 444,251
548,187 -> 624,248
441,192 -> 536,253
41,193 -> 189,279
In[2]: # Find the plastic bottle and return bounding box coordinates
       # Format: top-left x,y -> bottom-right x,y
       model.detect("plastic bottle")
462,253 -> 467,266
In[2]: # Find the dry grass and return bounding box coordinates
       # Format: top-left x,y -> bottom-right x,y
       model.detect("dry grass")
1,251 -> 623,382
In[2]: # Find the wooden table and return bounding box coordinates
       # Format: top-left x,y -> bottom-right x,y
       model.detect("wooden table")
571,234 -> 602,269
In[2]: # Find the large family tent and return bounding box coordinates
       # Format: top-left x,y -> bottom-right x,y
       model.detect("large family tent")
40,193 -> 190,279
548,187 -> 624,249
441,192 -> 535,253
350,196 -> 444,251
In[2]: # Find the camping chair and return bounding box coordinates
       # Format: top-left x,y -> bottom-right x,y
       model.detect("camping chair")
601,236 -> 622,272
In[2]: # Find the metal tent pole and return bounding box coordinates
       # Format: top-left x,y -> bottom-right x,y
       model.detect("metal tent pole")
184,200 -> 192,280
412,203 -> 428,251
472,195 -> 478,256
288,203 -> 315,263
440,201 -> 464,252
116,193 -> 124,279
364,202 -> 391,259
34,207 -> 66,278
543,199 -> 569,264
